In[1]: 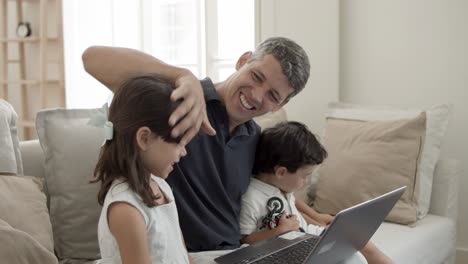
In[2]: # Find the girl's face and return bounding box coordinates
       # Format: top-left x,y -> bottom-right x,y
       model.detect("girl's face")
140,133 -> 187,178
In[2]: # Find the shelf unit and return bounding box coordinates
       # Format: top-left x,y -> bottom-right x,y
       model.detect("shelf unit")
0,0 -> 65,140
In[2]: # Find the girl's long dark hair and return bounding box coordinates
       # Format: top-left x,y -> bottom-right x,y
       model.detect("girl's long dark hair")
91,75 -> 182,207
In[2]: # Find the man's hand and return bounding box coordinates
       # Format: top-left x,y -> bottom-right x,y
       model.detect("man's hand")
169,70 -> 216,146
277,214 -> 300,233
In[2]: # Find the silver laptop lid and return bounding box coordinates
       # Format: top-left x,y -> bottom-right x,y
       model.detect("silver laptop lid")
305,186 -> 407,263
215,186 -> 406,264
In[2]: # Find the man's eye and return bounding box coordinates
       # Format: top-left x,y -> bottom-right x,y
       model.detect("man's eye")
269,92 -> 279,104
252,72 -> 261,82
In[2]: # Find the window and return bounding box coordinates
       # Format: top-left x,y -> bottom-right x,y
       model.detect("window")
63,0 -> 255,108
143,0 -> 255,82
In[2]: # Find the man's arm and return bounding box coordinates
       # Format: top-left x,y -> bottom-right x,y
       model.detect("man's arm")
295,196 -> 333,226
82,46 -> 215,145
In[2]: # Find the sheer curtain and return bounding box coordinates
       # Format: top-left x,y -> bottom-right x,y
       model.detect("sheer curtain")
62,0 -> 254,108
63,0 -> 142,108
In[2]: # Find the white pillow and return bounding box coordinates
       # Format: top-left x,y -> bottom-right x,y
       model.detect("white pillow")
36,108 -> 105,261
309,102 -> 451,220
0,99 -> 23,175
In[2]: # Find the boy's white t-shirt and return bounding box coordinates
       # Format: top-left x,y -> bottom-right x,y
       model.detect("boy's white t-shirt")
239,178 -> 324,236
98,175 -> 189,264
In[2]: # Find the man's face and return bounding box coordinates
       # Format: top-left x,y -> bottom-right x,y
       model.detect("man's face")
221,53 -> 294,130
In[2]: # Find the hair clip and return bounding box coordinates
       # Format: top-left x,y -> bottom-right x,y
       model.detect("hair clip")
88,103 -> 114,142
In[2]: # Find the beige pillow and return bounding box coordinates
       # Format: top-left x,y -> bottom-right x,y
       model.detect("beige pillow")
0,219 -> 58,264
311,102 -> 451,220
36,108 -> 105,261
254,108 -> 288,130
313,113 -> 426,225
0,175 -> 56,262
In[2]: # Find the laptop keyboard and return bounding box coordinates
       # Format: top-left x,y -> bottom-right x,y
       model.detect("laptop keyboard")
250,236 -> 319,264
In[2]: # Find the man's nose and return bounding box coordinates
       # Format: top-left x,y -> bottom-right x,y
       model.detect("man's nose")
251,85 -> 267,105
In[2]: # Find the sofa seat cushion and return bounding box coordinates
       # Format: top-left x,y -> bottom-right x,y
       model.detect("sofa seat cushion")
371,214 -> 455,264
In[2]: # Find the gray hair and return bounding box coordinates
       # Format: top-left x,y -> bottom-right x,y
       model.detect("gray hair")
248,37 -> 310,98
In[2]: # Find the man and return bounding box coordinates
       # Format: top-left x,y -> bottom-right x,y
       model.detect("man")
83,37 -> 371,263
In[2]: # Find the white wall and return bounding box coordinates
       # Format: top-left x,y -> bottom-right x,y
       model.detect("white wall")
340,0 -> 468,263
257,0 -> 339,134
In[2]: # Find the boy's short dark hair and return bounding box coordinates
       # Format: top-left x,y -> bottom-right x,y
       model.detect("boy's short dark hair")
253,121 -> 327,174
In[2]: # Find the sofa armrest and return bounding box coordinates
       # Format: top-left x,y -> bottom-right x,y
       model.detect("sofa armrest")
429,158 -> 460,222
19,140 -> 45,179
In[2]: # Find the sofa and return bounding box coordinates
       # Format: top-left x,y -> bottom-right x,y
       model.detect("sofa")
0,99 -> 459,264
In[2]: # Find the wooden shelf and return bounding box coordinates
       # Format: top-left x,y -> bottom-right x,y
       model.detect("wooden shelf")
2,0 -> 65,140
18,120 -> 35,128
1,80 -> 40,85
0,37 -> 58,43
1,79 -> 63,85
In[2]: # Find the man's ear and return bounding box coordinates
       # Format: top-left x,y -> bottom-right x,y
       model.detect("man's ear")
135,127 -> 152,151
236,51 -> 253,70
273,165 -> 288,178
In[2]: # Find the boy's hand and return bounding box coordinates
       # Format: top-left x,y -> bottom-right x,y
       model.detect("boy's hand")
316,213 -> 334,226
277,214 -> 300,233
169,70 -> 216,146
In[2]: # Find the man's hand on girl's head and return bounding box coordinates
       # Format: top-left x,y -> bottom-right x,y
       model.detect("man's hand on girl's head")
169,69 -> 216,146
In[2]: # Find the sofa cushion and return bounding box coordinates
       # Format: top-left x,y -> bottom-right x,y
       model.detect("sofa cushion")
0,175 -> 57,263
0,219 -> 58,264
253,108 -> 288,130
371,215 -> 455,263
309,102 -> 451,220
313,113 -> 426,225
36,108 -> 105,261
0,99 -> 23,175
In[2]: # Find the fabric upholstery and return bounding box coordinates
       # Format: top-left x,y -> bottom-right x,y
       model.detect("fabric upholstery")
36,108 -> 105,261
0,175 -> 57,263
313,113 -> 426,225
0,99 -> 23,175
309,102 -> 451,220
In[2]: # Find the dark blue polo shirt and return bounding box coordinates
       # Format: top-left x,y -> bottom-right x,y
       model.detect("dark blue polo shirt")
166,78 -> 260,252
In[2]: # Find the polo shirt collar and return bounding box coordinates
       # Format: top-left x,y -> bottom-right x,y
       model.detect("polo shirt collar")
250,178 -> 293,199
200,77 -> 258,138
201,77 -> 220,102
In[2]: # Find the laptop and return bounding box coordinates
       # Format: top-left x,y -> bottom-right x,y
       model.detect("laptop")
215,186 -> 406,264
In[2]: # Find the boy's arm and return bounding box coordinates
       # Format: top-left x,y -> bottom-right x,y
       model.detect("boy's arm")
82,46 -> 215,145
295,196 -> 334,226
241,214 -> 300,245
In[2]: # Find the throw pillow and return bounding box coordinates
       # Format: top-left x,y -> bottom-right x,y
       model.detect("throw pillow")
0,175 -> 56,259
254,108 -> 288,130
36,108 -> 105,261
0,219 -> 58,264
313,113 -> 426,225
0,99 -> 23,175
308,102 -> 451,220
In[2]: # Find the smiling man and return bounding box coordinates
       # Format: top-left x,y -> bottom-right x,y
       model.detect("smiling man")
82,37 -> 314,253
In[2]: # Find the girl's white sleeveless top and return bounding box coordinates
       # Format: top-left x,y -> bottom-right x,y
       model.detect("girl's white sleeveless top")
98,175 -> 189,264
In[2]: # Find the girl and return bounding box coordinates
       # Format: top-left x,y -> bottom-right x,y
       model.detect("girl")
91,75 -> 191,264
